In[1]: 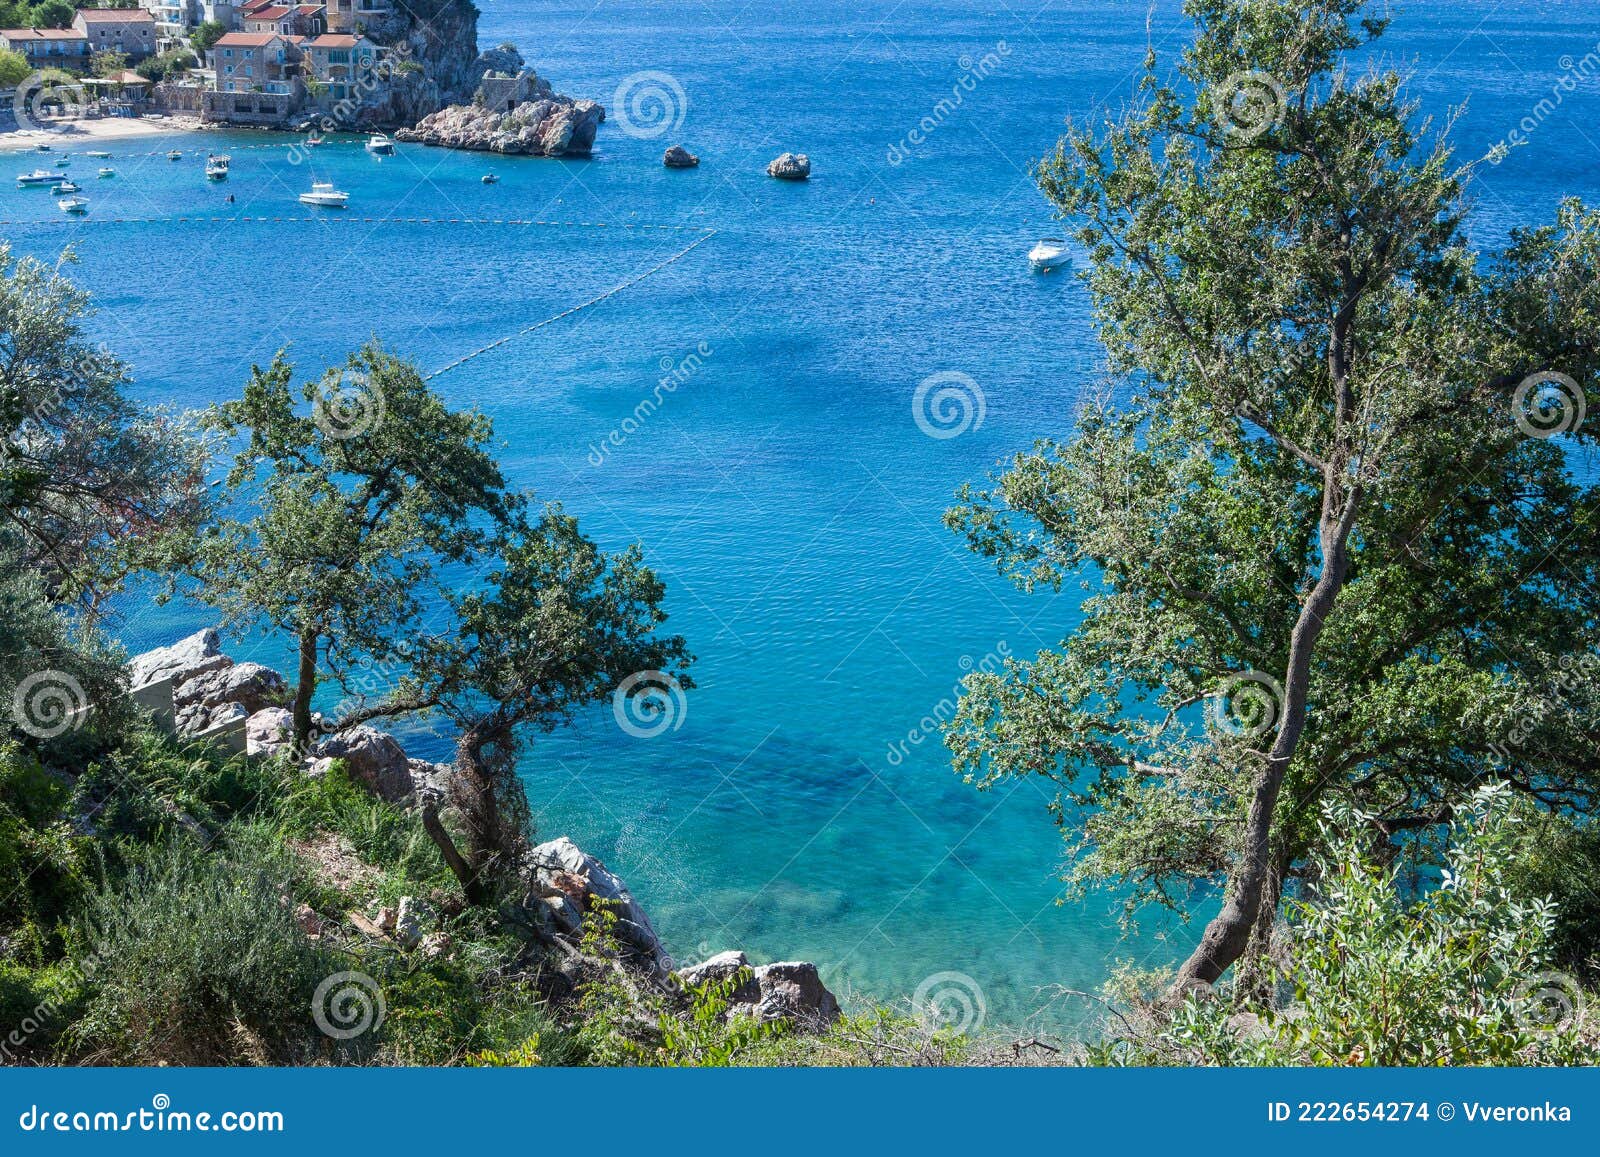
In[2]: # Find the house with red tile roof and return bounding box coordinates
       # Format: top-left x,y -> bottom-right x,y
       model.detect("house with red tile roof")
203,29 -> 305,123
73,8 -> 158,62
0,27 -> 91,70
242,3 -> 324,37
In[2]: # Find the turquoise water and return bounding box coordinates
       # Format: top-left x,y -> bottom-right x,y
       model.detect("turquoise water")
5,0 -> 1599,1030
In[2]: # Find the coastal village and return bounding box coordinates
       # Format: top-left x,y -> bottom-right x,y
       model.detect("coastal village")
1,2 -> 417,128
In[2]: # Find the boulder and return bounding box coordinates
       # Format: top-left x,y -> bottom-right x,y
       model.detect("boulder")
524,837 -> 667,973
309,726 -> 416,804
395,895 -> 435,949
766,152 -> 811,181
174,661 -> 287,733
245,707 -> 295,759
126,628 -> 229,692
677,950 -> 840,1027
663,144 -> 699,168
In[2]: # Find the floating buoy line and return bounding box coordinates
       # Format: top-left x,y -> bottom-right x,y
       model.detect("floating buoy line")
0,214 -> 708,232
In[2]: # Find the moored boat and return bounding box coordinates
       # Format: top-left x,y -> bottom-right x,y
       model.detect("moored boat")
85,150 -> 110,158
57,195 -> 88,214
1028,237 -> 1071,272
205,154 -> 230,180
298,180 -> 349,207
97,167 -> 115,178
167,149 -> 183,160
51,179 -> 79,194
364,133 -> 394,155
16,169 -> 58,186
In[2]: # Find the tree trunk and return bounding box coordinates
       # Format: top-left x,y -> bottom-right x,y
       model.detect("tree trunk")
451,723 -> 511,893
291,627 -> 318,756
1170,477 -> 1360,994
420,802 -> 489,906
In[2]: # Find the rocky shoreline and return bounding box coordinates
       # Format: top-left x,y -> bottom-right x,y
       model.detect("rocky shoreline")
124,628 -> 840,1028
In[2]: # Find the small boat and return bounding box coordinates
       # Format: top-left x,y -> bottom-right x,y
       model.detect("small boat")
51,180 -> 79,194
35,143 -> 50,152
205,154 -> 230,180
481,173 -> 498,184
54,157 -> 70,167
97,167 -> 115,178
1028,237 -> 1071,272
16,169 -> 58,186
364,133 -> 394,155
57,196 -> 88,214
85,150 -> 110,158
167,149 -> 183,160
305,132 -> 324,147
298,180 -> 349,207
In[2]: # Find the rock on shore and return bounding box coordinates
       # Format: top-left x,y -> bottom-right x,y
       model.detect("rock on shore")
397,80 -> 603,156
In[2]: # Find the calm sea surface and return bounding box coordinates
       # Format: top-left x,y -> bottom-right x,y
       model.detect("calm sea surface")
5,0 -> 1597,1029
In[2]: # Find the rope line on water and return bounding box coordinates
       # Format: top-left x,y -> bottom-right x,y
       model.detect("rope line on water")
425,230 -> 717,382
0,214 -> 709,231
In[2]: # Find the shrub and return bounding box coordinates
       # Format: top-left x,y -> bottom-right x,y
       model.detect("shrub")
69,827 -> 333,1064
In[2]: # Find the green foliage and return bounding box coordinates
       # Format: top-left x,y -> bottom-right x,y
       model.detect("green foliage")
1089,785 -> 1600,1066
944,0 -> 1600,982
0,47 -> 30,86
89,49 -> 127,79
1505,810 -> 1600,988
29,0 -> 73,29
273,760 -> 450,893
69,828 -> 333,1064
135,48 -> 196,83
189,19 -> 226,53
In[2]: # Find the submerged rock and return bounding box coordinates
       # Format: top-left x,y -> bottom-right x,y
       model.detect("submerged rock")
663,144 -> 699,168
766,152 -> 811,181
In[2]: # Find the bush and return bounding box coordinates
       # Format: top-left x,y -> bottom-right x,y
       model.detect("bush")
1506,811 -> 1600,988
135,48 -> 196,84
1088,784 -> 1600,1066
69,827 -> 333,1064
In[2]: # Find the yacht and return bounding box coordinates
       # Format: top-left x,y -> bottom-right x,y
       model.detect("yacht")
1028,237 -> 1071,272
205,154 -> 230,180
97,167 -> 115,178
85,150 -> 110,158
364,133 -> 394,155
57,195 -> 88,214
298,180 -> 349,207
51,179 -> 80,194
16,169 -> 58,186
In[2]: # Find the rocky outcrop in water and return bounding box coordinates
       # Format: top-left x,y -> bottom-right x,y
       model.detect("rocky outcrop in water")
767,152 -> 811,180
663,144 -> 699,168
396,71 -> 603,157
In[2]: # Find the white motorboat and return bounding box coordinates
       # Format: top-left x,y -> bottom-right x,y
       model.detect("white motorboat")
85,150 -> 110,158
298,181 -> 349,207
16,169 -> 58,186
51,179 -> 79,194
364,133 -> 394,155
35,142 -> 50,152
97,166 -> 115,178
54,157 -> 70,167
167,149 -> 183,160
1028,237 -> 1071,272
205,154 -> 230,180
57,195 -> 88,213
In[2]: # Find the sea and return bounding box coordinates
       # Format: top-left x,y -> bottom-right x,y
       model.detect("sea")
4,0 -> 1597,1032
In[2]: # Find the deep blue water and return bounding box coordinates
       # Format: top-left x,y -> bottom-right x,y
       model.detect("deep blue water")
4,0 -> 1598,1030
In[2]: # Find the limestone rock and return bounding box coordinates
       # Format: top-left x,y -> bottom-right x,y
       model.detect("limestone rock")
309,726 -> 416,804
663,144 -> 699,168
126,628 -> 229,692
174,661 -> 287,733
245,707 -> 295,759
766,152 -> 811,181
677,951 -> 840,1028
524,837 -> 667,973
395,895 -> 435,949
399,81 -> 601,157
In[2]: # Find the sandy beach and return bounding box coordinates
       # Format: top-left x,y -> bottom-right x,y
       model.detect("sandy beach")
0,114 -> 205,153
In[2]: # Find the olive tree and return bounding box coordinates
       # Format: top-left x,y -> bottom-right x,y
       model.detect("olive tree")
946,0 -> 1600,993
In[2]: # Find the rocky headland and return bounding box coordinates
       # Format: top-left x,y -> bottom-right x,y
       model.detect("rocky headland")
396,45 -> 604,158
